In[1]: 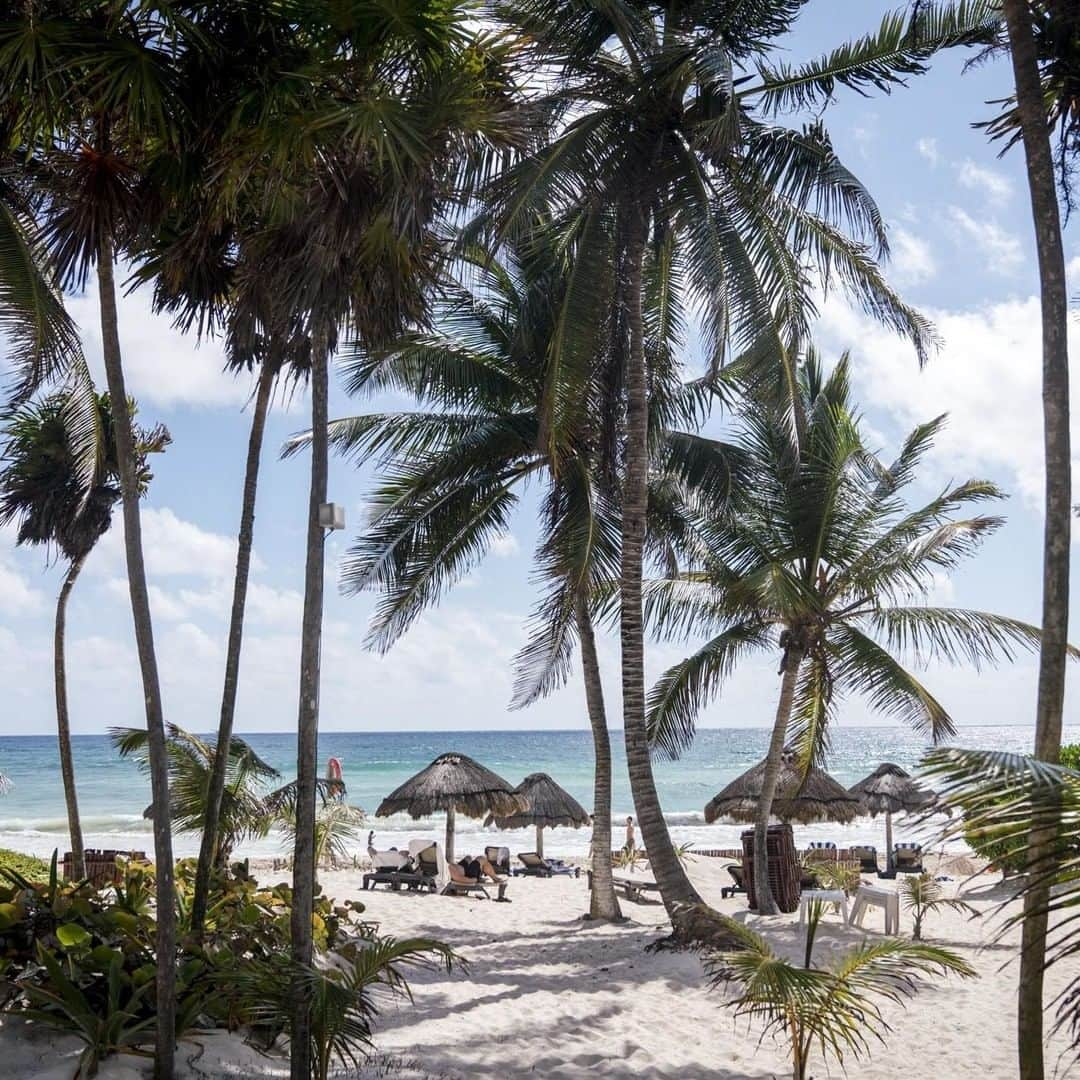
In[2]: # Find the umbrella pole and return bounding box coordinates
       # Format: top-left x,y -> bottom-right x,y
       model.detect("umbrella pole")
885,810 -> 893,873
446,807 -> 456,865
536,824 -> 544,860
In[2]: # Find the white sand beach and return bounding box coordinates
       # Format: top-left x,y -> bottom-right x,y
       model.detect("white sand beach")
2,854 -> 1074,1080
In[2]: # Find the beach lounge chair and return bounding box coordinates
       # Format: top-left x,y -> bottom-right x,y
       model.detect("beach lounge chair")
721,863 -> 746,900
408,841 -> 443,892
610,874 -> 661,902
362,849 -> 414,891
484,846 -> 512,876
852,845 -> 879,874
893,843 -> 924,873
515,851 -> 554,877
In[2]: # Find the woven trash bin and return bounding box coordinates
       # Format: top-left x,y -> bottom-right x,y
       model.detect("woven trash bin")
64,849 -> 148,889
741,824 -> 801,913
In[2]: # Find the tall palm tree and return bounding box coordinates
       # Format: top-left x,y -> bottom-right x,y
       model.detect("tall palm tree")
202,12 -> 519,1073
483,0 -> 995,919
0,391 -> 167,880
989,6 -> 1074,1073
284,233 -> 735,921
0,8 -> 196,1068
645,355 -> 1062,913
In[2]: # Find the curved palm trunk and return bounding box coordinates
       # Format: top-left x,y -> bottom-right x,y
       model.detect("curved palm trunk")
576,594 -> 622,921
753,651 -> 803,916
55,553 -> 86,880
191,362 -> 276,934
620,205 -> 701,918
97,238 -> 175,1080
289,332 -> 329,1080
1002,5 -> 1071,1077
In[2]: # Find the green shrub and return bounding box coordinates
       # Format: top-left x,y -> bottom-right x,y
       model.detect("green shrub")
0,849 -> 50,882
1060,743 -> 1080,770
0,856 -> 438,1079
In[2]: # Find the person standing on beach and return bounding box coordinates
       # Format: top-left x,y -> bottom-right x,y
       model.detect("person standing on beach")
625,816 -> 635,854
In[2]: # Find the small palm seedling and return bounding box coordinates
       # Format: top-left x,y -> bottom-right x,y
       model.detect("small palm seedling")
232,936 -> 459,1080
706,918 -> 975,1080
900,873 -> 977,940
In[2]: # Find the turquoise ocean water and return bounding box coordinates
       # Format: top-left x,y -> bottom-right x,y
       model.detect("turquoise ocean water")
0,725 -> 1075,861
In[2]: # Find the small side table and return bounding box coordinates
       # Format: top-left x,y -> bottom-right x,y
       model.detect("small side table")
850,885 -> 899,934
799,888 -> 850,927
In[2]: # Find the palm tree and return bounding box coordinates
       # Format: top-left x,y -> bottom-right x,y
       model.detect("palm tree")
646,355 -> 1059,913
111,724 -> 281,869
484,0 -> 996,918
923,747 -> 1080,1057
284,231 -> 735,921
706,913 -> 975,1080
203,14 -> 519,1074
0,8 -> 195,1067
898,873 -> 976,941
991,7 -> 1073,1074
0,391 -> 167,881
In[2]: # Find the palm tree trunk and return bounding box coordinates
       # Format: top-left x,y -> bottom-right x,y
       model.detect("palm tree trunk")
1002,6 -> 1071,1078
191,361 -> 276,934
619,202 -> 702,918
96,237 -> 175,1080
753,651 -> 803,916
55,553 -> 86,881
289,331 -> 329,1080
576,594 -> 622,921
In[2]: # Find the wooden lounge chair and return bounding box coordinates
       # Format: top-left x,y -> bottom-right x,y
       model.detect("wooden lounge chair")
893,843 -> 924,873
851,845 -> 879,874
611,874 -> 661,902
443,877 -> 508,901
721,863 -> 746,900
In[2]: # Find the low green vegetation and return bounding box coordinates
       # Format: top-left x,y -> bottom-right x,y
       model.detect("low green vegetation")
0,849 -> 49,882
707,906 -> 975,1080
0,855 -> 454,1078
899,873 -> 978,941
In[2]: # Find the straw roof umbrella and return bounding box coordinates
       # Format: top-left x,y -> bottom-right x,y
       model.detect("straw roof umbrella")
849,762 -> 936,872
704,749 -> 860,825
376,752 -> 524,863
485,772 -> 590,859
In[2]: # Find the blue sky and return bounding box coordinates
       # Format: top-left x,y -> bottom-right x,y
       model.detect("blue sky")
2,0 -> 1079,736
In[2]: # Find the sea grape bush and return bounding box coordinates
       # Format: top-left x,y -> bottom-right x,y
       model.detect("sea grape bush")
0,854 -> 439,1078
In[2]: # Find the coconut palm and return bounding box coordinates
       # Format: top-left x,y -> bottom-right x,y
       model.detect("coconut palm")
899,873 -> 977,941
923,747 -> 1080,1057
111,725 -> 281,869
706,914 -> 975,1080
483,0 -> 997,917
646,354 -> 1060,913
285,228 -> 739,920
979,7 -> 1076,1072
0,391 -> 166,880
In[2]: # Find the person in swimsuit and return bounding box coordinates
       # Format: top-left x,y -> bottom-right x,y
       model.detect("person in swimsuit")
450,853 -> 504,884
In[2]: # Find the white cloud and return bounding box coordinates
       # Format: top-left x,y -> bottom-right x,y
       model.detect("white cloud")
957,159 -> 1014,207
947,207 -> 1024,276
61,277 -> 250,410
489,531 -> 520,558
820,293 -> 1080,512
94,507 -> 262,581
0,556 -> 44,616
890,227 -> 937,286
916,137 -> 940,167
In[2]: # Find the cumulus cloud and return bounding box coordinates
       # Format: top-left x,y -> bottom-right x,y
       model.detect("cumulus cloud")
93,507 -> 262,581
61,278 -> 250,410
489,531 -> 521,558
957,159 -> 1014,207
819,293 -> 1080,511
890,227 -> 937,286
916,137 -> 940,166
947,207 -> 1024,276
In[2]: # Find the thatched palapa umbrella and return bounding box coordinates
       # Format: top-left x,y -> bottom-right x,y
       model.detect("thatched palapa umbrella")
705,748 -> 860,825
849,762 -> 937,872
376,752 -> 524,864
485,772 -> 590,859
